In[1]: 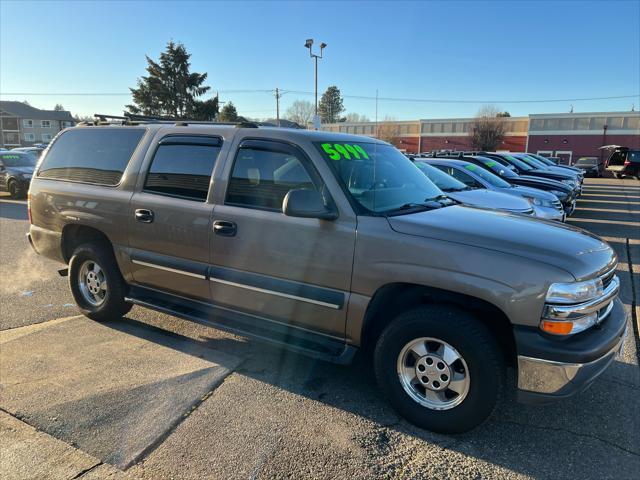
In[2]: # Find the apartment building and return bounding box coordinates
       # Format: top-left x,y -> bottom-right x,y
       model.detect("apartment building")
0,101 -> 75,148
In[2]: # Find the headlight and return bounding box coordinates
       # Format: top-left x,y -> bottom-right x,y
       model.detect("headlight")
546,278 -> 603,304
524,196 -> 542,206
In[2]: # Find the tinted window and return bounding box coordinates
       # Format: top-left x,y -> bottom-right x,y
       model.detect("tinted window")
414,162 -> 468,192
144,140 -> 221,201
38,128 -> 145,185
441,166 -> 483,188
226,142 -> 316,210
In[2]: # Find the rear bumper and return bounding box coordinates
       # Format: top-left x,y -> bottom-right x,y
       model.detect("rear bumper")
515,298 -> 627,404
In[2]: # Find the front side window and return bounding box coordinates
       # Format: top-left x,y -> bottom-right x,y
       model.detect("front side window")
144,137 -> 221,201
316,142 -> 443,214
227,140 -> 317,211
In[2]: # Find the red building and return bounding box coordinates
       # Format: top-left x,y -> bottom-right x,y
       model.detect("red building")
322,111 -> 640,160
526,112 -> 640,165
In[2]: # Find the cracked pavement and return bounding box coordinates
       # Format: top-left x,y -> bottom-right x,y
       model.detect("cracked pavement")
1,177 -> 639,479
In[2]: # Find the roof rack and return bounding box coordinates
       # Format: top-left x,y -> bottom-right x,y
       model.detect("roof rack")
91,113 -> 260,128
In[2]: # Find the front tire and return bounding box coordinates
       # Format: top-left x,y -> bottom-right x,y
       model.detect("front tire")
374,305 -> 503,433
69,242 -> 132,321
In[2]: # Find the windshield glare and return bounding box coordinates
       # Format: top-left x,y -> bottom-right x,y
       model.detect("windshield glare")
0,154 -> 36,167
316,142 -> 443,213
415,162 -> 468,192
463,163 -> 511,188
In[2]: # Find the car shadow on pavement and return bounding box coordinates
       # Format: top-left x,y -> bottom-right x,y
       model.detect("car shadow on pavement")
103,315 -> 640,479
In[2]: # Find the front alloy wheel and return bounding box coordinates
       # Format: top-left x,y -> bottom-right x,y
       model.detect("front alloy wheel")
78,260 -> 108,307
397,337 -> 470,410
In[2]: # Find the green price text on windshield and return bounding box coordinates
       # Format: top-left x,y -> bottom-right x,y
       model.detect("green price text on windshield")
486,161 -> 497,167
464,164 -> 477,171
321,143 -> 370,161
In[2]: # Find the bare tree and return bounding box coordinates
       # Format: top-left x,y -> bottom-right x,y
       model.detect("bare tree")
376,117 -> 401,145
469,105 -> 507,151
344,112 -> 370,123
285,100 -> 314,127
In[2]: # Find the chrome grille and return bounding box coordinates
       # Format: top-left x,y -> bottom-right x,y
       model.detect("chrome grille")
601,267 -> 617,290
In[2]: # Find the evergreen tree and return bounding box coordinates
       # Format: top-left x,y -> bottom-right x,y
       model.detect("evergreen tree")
318,86 -> 344,123
126,41 -> 218,120
218,102 -> 239,122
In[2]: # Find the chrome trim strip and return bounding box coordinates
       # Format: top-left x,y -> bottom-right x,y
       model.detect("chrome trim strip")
543,275 -> 620,319
132,259 -> 206,280
209,277 -> 341,310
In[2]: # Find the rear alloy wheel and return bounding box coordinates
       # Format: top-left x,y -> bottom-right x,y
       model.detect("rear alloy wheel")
69,242 -> 132,321
374,305 -> 503,433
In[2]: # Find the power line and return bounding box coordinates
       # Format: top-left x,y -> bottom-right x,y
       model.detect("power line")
1,91 -> 638,104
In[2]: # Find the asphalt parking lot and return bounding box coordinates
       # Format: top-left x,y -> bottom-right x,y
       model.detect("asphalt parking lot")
1,177 -> 639,480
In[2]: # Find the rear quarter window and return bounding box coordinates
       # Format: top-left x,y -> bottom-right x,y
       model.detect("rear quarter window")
37,128 -> 146,185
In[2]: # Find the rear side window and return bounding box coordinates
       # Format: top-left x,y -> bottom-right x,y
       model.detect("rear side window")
38,128 -> 145,185
144,136 -> 221,201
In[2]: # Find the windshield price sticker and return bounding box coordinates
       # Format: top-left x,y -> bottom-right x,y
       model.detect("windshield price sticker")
321,143 -> 369,161
464,164 -> 477,171
486,161 -> 497,167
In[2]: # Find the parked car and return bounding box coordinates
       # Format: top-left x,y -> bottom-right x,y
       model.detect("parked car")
511,153 -> 584,186
28,123 -> 626,433
0,151 -> 36,198
412,161 -> 534,216
480,152 -> 581,193
422,158 -> 565,221
524,153 -> 584,176
12,147 -> 45,160
574,157 -> 604,177
604,146 -> 640,179
438,154 -> 577,216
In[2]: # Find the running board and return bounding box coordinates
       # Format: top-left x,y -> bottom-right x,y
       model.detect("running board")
125,285 -> 357,365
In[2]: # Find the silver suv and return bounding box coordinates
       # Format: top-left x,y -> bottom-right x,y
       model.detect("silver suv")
27,121 -> 626,433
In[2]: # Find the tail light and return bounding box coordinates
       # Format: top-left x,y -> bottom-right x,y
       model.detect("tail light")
27,192 -> 32,224
624,158 -> 630,166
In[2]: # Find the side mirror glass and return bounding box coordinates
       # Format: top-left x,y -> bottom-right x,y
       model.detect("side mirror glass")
282,189 -> 338,220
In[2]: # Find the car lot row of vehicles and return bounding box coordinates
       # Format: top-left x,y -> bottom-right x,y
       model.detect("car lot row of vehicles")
25,119 -> 626,434
407,151 -> 584,221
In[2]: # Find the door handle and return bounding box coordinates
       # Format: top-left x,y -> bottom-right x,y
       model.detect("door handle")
135,209 -> 154,223
213,220 -> 237,237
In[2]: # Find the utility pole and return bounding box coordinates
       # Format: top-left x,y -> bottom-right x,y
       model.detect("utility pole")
275,88 -> 281,127
305,38 -> 326,129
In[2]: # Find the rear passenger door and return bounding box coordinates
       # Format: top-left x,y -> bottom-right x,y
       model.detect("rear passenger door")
128,135 -> 221,301
209,138 -> 356,339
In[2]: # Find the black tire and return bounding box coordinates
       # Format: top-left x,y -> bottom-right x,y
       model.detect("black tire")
612,172 -> 621,179
68,242 -> 132,321
374,305 -> 503,434
8,180 -> 24,199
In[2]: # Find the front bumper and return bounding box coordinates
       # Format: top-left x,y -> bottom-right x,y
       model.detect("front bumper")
532,205 -> 565,222
515,297 -> 627,404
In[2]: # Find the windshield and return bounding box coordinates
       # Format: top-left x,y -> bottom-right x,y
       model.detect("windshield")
316,142 -> 444,214
462,163 -> 511,188
414,162 -> 469,192
0,153 -> 36,167
576,158 -> 598,165
531,154 -> 553,165
502,154 -> 533,171
516,154 -> 548,169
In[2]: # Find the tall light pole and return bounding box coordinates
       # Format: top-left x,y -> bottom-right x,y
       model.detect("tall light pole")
305,38 -> 326,127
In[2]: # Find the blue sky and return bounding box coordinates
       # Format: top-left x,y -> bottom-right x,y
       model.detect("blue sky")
1,0 -> 638,120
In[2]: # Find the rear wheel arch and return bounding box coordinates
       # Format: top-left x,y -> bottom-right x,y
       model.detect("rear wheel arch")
61,224 -> 114,264
361,283 -> 516,366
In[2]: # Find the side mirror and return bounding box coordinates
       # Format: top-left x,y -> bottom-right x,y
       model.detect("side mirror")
282,189 -> 338,220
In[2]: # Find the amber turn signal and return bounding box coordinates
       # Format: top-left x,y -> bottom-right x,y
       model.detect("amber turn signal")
540,320 -> 574,335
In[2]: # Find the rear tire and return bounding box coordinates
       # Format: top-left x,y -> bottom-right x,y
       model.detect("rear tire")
69,242 -> 132,322
374,305 -> 503,433
8,180 -> 24,199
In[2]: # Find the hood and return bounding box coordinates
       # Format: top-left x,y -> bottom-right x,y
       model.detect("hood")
446,189 -> 532,213
9,166 -> 34,175
387,205 -> 616,280
529,169 -> 574,182
515,175 -> 571,192
507,185 -> 558,201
